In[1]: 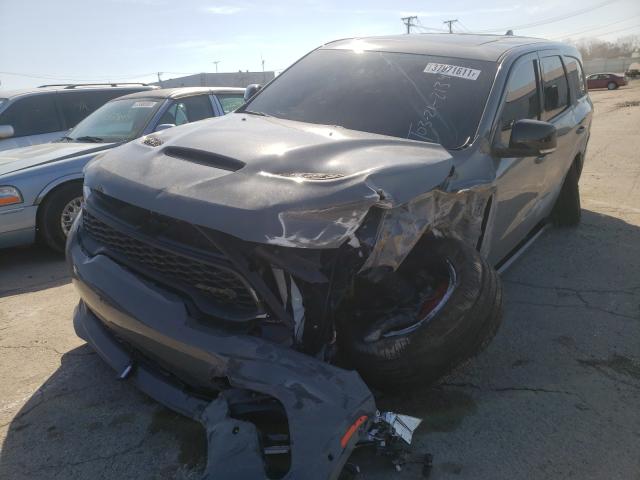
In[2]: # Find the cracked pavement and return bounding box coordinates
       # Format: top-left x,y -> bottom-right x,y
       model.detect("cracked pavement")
1,83 -> 640,479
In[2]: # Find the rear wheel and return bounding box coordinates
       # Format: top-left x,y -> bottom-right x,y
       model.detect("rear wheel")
38,183 -> 83,253
607,82 -> 617,90
552,161 -> 581,226
338,237 -> 503,390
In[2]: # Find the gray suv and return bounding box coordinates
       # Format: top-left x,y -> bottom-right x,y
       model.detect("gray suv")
70,34 -> 592,479
0,83 -> 156,151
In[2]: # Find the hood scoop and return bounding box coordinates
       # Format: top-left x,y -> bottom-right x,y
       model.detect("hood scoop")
163,146 -> 245,172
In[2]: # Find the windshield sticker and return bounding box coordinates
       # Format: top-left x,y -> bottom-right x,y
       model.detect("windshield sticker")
132,101 -> 157,108
424,63 -> 481,81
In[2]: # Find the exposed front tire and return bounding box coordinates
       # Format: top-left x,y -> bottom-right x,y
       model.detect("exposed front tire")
552,161 -> 581,226
338,237 -> 503,390
38,182 -> 83,253
607,82 -> 617,90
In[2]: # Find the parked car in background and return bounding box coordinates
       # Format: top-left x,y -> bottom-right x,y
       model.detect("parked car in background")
586,73 -> 627,90
0,87 -> 245,251
625,66 -> 640,79
0,83 -> 157,152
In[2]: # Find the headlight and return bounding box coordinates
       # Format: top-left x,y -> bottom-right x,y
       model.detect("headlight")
0,186 -> 23,206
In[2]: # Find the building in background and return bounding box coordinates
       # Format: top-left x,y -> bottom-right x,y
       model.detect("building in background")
156,71 -> 275,88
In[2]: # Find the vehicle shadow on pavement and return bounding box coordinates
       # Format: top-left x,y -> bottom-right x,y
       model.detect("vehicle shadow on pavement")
1,209 -> 639,480
0,245 -> 69,298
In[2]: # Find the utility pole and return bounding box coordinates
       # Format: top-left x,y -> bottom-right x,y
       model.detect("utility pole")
443,19 -> 458,33
157,72 -> 163,87
261,54 -> 265,83
212,61 -> 220,73
401,16 -> 418,34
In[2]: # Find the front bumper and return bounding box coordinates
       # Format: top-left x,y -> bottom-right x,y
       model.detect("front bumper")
68,217 -> 375,479
0,205 -> 37,248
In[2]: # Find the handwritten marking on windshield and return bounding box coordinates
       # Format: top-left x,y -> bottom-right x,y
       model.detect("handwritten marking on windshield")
424,63 -> 481,81
408,75 -> 450,143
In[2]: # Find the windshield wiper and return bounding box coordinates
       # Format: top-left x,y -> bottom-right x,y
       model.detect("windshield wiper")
57,136 -> 74,142
75,135 -> 104,143
243,110 -> 271,117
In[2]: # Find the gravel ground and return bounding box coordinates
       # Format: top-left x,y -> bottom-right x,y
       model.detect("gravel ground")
1,82 -> 639,480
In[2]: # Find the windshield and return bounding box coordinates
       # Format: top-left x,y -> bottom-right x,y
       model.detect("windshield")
65,98 -> 161,143
244,49 -> 497,149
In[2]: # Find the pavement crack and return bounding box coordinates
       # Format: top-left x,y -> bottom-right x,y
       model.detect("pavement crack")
506,299 -> 638,321
440,382 -> 579,397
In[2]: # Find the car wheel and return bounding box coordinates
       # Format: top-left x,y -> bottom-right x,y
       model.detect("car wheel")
552,161 -> 581,226
38,182 -> 83,253
338,237 -> 503,390
607,82 -> 617,90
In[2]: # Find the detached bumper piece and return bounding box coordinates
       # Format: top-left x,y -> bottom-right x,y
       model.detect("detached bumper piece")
70,231 -> 376,479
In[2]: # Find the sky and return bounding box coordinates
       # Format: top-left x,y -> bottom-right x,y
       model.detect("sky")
1,0 -> 639,89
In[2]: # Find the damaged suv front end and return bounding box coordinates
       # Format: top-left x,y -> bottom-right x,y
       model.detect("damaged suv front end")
69,38 -> 507,478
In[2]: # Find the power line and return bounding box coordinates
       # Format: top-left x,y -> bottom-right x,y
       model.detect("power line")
549,14 -> 640,39
476,0 -> 622,33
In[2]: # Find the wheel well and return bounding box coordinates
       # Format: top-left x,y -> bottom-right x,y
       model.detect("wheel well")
36,180 -> 83,229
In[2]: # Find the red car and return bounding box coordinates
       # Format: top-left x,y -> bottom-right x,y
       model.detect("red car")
586,73 -> 627,90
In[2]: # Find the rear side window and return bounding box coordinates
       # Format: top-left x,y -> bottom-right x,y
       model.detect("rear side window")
564,57 -> 587,99
216,94 -> 245,114
540,56 -> 569,121
157,95 -> 214,125
179,95 -> 214,121
56,90 -> 141,128
497,58 -> 540,146
0,94 -> 62,137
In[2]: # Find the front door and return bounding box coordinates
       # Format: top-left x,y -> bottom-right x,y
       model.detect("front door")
487,53 -> 548,264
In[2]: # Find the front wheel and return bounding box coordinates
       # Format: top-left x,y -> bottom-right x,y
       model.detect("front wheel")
338,237 -> 503,390
607,82 -> 617,90
38,183 -> 83,252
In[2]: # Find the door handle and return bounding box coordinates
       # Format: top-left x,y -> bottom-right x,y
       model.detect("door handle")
576,126 -> 586,134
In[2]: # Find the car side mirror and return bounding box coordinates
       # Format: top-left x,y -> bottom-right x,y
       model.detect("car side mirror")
495,119 -> 557,157
154,123 -> 175,132
0,125 -> 15,139
244,84 -> 263,102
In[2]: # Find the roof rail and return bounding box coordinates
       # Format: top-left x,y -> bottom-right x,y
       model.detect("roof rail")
38,82 -> 151,89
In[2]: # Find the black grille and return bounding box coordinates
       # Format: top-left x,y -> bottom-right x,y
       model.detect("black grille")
82,210 -> 259,316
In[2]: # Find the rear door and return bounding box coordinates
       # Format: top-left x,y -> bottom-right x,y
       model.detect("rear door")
536,53 -> 577,213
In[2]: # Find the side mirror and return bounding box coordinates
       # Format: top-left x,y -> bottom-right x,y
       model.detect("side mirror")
244,84 -> 263,102
0,125 -> 14,139
154,123 -> 175,132
495,119 -> 557,157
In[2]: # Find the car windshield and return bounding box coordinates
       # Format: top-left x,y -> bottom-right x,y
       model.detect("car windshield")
244,48 -> 497,149
66,98 -> 161,143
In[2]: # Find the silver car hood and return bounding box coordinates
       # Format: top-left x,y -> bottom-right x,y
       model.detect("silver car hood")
0,142 -> 116,177
84,114 -> 454,248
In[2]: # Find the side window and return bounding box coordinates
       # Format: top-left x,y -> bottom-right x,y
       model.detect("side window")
216,94 -> 245,114
157,95 -> 213,126
179,95 -> 214,122
540,56 -> 569,121
497,58 -> 540,146
0,94 -> 62,137
563,57 -> 587,100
